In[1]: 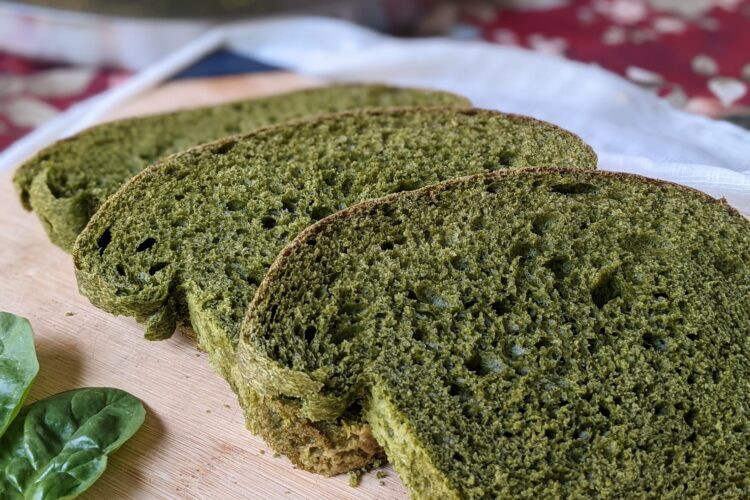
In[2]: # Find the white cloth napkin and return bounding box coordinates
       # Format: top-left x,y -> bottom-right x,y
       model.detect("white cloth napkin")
223,18 -> 750,213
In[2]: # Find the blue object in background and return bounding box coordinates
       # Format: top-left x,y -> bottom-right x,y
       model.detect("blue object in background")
173,49 -> 282,80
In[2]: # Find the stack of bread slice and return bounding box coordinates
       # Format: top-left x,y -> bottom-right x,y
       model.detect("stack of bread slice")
17,84 -> 749,498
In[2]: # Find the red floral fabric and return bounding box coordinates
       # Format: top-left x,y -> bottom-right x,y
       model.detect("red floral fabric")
465,0 -> 750,117
0,52 -> 125,151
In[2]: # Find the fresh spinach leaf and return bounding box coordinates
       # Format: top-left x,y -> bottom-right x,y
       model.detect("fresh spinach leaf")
0,387 -> 145,499
0,311 -> 39,437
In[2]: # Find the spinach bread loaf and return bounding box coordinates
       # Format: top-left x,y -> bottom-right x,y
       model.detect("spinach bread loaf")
73,108 -> 597,475
14,84 -> 469,252
239,169 -> 750,498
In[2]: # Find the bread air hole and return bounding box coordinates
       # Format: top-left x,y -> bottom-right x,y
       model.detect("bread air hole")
490,299 -> 509,316
304,325 -> 316,344
643,332 -> 668,352
655,402 -> 669,416
460,403 -> 479,419
381,234 -> 407,251
465,351 -> 504,376
392,179 -> 420,194
281,196 -> 297,213
136,237 -> 156,252
322,171 -> 336,187
448,381 -> 471,401
340,178 -> 353,196
451,256 -> 469,271
462,298 -> 477,310
535,337 -> 552,350
684,408 -> 697,427
261,216 -> 277,230
485,180 -> 502,194
148,262 -> 168,275
46,170 -> 69,198
550,182 -> 598,195
340,302 -> 365,317
715,256 -> 740,276
244,275 -> 260,287
497,151 -> 516,166
544,256 -> 571,280
591,272 -> 621,308
310,206 -> 333,221
330,324 -> 363,345
213,141 -> 236,155
510,242 -> 537,261
97,227 -> 112,255
411,328 -> 426,342
599,405 -> 611,418
587,339 -> 598,355
226,199 -> 245,211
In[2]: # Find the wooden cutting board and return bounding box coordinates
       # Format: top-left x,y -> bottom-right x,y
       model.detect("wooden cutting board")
0,72 -> 408,500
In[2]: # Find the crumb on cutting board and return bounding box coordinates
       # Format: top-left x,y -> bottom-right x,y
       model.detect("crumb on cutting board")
348,470 -> 362,488
347,459 -> 385,487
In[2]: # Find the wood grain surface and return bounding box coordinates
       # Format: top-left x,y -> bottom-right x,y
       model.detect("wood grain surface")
0,72 -> 407,499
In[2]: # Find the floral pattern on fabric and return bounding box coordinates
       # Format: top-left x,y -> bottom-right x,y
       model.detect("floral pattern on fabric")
464,0 -> 750,117
0,53 -> 124,151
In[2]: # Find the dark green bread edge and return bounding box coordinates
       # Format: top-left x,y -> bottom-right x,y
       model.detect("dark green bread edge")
14,84 -> 472,252
237,166 -> 744,416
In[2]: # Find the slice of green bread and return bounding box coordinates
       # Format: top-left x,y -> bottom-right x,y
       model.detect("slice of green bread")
14,84 -> 470,252
239,169 -> 750,498
73,108 -> 597,475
